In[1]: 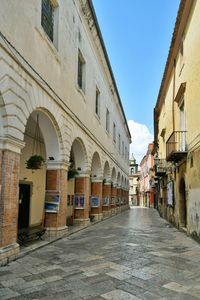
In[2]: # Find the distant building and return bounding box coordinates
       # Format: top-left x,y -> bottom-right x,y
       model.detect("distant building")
139,144 -> 155,207
129,154 -> 140,206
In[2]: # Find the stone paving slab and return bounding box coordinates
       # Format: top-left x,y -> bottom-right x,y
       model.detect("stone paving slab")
1,208 -> 200,299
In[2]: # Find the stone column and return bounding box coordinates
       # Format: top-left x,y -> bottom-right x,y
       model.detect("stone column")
74,174 -> 90,225
45,161 -> 68,237
102,182 -> 111,218
0,138 -> 24,265
111,184 -> 117,215
117,186 -> 121,213
90,179 -> 103,221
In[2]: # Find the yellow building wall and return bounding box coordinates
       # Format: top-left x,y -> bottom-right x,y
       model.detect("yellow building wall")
19,134 -> 46,227
157,1 -> 200,237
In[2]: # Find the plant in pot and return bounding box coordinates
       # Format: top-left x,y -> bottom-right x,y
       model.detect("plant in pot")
26,155 -> 45,170
68,167 -> 78,180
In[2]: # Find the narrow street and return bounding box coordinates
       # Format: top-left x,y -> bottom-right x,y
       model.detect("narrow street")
0,208 -> 200,300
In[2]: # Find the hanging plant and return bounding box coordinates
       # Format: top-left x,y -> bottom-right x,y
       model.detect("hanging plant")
26,114 -> 46,171
68,167 -> 78,180
26,155 -> 45,170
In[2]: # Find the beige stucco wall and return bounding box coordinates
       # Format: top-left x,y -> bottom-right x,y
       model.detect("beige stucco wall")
156,1 -> 200,237
0,0 -> 130,176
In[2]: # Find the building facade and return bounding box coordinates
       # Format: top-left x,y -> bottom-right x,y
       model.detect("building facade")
0,0 -> 131,264
129,154 -> 140,206
154,0 -> 200,240
139,144 -> 155,207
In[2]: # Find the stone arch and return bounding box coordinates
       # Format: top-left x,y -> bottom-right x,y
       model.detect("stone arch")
25,109 -> 63,161
0,78 -> 66,154
91,151 -> 102,179
18,109 -> 64,230
103,161 -> 110,182
111,167 -> 117,184
69,137 -> 88,174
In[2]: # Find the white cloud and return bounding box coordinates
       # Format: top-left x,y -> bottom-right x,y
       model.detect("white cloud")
128,120 -> 153,164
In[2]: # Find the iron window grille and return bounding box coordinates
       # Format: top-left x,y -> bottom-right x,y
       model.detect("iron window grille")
41,0 -> 54,42
78,52 -> 85,90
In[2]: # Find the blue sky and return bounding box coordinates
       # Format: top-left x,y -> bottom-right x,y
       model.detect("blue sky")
92,0 -> 180,162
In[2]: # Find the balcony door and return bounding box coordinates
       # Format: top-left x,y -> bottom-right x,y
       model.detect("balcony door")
179,100 -> 186,151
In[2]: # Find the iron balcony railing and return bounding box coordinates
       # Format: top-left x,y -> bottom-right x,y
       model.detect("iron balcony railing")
155,159 -> 167,176
166,131 -> 187,162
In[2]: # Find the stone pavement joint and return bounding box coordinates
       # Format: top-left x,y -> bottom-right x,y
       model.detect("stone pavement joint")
0,207 -> 200,299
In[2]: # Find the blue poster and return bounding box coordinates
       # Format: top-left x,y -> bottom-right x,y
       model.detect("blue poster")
91,196 -> 99,207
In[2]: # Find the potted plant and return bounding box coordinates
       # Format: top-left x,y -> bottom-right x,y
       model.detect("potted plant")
26,155 -> 45,170
68,167 -> 78,180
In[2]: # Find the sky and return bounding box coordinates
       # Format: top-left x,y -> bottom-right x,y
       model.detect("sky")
92,0 -> 180,163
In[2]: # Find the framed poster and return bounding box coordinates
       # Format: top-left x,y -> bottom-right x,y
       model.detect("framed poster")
103,197 -> 109,206
91,196 -> 99,207
167,181 -> 174,206
74,194 -> 85,209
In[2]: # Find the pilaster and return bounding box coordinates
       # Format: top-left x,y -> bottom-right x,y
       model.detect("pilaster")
45,161 -> 68,236
90,179 -> 103,221
74,175 -> 90,225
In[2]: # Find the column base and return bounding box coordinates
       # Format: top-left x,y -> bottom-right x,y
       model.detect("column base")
111,206 -> 117,215
73,218 -> 90,226
90,213 -> 103,222
0,243 -> 20,266
103,210 -> 111,219
45,226 -> 68,237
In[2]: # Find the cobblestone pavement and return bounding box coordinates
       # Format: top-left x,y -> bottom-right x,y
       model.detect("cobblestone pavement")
1,207 -> 200,300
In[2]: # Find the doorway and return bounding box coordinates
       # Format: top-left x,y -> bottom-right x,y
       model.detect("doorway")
179,177 -> 187,227
18,184 -> 31,229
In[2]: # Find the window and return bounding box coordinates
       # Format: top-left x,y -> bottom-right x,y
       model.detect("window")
77,50 -> 85,91
113,122 -> 116,143
41,0 -> 59,48
41,0 -> 54,42
106,109 -> 110,132
95,88 -> 100,117
118,134 -> 121,153
122,141 -> 124,157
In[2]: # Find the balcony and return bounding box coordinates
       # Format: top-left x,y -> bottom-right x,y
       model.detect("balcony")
154,159 -> 167,176
166,131 -> 187,162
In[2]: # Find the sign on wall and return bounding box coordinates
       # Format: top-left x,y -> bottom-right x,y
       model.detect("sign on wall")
167,181 -> 174,206
74,194 -> 85,209
103,197 -> 109,206
91,196 -> 99,207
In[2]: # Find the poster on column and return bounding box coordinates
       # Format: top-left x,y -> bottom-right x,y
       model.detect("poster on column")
103,197 -> 109,206
91,196 -> 99,207
74,194 -> 85,209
